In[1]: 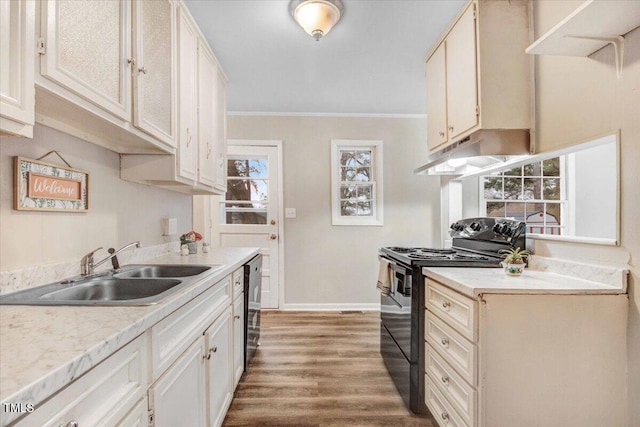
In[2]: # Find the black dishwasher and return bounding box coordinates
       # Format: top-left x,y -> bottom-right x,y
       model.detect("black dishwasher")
244,254 -> 262,369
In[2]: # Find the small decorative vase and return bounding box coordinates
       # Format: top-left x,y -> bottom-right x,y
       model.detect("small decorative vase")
186,241 -> 197,254
501,261 -> 525,276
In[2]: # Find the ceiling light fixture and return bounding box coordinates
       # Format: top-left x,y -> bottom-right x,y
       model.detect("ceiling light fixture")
289,0 -> 344,41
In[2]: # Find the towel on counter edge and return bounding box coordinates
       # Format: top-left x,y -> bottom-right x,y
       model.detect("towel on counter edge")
376,258 -> 391,295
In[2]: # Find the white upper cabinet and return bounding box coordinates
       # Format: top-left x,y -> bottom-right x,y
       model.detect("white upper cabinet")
36,0 -> 177,154
213,69 -> 228,192
121,2 -> 228,195
198,43 -> 218,188
444,4 -> 478,142
425,0 -> 530,153
133,0 -> 177,147
177,8 -> 199,181
0,0 -> 35,138
40,0 -> 131,121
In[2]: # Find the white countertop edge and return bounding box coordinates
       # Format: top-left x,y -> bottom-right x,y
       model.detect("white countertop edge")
0,247 -> 259,422
422,267 -> 626,299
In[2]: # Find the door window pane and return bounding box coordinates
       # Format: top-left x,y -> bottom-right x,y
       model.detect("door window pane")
223,156 -> 269,224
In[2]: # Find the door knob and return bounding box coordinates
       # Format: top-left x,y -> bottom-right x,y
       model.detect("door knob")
270,234 -> 277,240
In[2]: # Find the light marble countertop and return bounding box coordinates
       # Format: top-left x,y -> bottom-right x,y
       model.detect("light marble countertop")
0,247 -> 259,423
423,257 -> 628,299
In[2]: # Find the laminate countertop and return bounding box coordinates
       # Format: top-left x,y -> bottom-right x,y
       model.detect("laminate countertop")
0,247 -> 259,424
422,256 -> 628,299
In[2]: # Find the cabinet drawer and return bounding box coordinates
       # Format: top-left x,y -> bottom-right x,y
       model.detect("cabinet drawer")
426,375 -> 469,427
426,279 -> 477,342
15,334 -> 148,427
426,343 -> 476,427
426,313 -> 477,386
232,267 -> 244,300
151,275 -> 231,380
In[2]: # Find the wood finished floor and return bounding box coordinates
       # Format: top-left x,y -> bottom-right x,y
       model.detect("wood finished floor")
223,311 -> 433,427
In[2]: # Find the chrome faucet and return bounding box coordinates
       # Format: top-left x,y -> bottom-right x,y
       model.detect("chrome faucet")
80,241 -> 142,276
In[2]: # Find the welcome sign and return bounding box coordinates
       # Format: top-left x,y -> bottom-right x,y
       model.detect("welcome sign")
14,156 -> 89,212
28,173 -> 82,201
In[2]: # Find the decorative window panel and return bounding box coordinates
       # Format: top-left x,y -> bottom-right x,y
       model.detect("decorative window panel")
331,140 -> 383,226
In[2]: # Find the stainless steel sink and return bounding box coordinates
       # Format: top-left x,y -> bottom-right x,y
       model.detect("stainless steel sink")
114,265 -> 211,278
0,264 -> 219,306
39,278 -> 182,302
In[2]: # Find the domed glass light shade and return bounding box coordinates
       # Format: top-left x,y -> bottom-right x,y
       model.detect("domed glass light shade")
289,0 -> 344,41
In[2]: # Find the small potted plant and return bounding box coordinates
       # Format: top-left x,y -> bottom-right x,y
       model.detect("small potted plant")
499,247 -> 530,276
180,231 -> 202,254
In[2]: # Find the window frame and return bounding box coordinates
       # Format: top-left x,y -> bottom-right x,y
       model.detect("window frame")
330,139 -> 384,226
478,157 -> 567,236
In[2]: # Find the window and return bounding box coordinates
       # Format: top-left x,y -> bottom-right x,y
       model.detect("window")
481,157 -> 565,235
331,140 -> 383,226
221,156 -> 269,224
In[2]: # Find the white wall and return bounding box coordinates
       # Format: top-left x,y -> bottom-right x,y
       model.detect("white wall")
224,115 -> 440,307
532,2 -> 640,425
0,125 -> 192,271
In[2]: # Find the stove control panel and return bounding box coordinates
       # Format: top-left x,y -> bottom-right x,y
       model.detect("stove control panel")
450,217 -> 526,245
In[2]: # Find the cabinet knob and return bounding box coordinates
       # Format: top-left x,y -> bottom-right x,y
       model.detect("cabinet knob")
441,338 -> 449,346
442,300 -> 451,309
441,412 -> 449,421
234,315 -> 241,319
270,234 -> 277,240
209,346 -> 217,353
127,58 -> 136,66
441,375 -> 449,384
138,66 -> 147,74
448,125 -> 454,132
439,131 -> 445,137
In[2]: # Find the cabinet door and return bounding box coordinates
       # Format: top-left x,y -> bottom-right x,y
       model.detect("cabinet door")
213,71 -> 227,192
40,0 -> 130,120
426,42 -> 448,151
233,294 -> 245,388
0,0 -> 34,137
198,45 -> 217,188
205,307 -> 233,427
133,0 -> 177,147
177,10 -> 198,181
446,3 -> 478,141
149,338 -> 207,427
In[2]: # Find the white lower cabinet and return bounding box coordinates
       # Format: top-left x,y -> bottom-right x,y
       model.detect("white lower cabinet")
205,307 -> 234,427
424,278 -> 628,427
13,334 -> 149,427
148,274 -> 236,427
149,338 -> 207,427
232,293 -> 245,388
13,271 -> 243,427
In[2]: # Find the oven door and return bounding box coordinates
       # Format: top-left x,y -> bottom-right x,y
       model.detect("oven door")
380,258 -> 412,360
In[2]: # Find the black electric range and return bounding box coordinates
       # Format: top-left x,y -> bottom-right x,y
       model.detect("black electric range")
378,217 -> 526,415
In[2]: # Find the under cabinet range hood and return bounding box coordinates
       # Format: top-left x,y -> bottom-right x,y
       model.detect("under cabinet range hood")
414,129 -> 531,176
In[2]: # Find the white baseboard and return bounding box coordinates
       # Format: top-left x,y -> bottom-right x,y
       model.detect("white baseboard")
278,303 -> 380,311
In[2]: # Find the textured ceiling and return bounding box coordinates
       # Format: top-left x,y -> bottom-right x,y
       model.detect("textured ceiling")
184,0 -> 466,115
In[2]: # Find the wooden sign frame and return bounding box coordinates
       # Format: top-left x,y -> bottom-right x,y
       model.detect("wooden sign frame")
14,156 -> 89,212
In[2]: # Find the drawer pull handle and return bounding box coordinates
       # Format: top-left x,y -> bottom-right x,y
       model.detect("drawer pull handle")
441,375 -> 449,384
442,300 -> 451,309
441,412 -> 449,421
441,338 -> 449,346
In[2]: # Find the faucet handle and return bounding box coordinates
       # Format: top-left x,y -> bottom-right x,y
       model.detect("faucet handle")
81,246 -> 103,276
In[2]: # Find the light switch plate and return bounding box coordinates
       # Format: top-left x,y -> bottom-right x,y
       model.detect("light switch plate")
285,208 -> 297,219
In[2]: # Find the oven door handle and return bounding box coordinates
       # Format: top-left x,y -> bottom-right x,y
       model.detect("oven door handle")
378,255 -> 397,267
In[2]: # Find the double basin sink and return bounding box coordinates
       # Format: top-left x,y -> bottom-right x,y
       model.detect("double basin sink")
0,264 -> 218,306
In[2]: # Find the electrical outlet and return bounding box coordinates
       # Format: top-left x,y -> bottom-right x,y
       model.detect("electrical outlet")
162,218 -> 177,235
